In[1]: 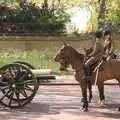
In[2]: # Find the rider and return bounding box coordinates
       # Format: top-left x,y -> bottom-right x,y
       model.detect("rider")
103,30 -> 117,59
84,29 -> 105,78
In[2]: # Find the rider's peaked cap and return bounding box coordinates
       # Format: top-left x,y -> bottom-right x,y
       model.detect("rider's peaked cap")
94,29 -> 103,39
104,30 -> 111,36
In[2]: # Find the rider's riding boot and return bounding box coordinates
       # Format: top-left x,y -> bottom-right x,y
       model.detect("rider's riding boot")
84,65 -> 92,84
84,65 -> 91,76
86,75 -> 91,83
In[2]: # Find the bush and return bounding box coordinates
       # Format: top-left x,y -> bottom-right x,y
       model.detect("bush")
0,2 -> 70,36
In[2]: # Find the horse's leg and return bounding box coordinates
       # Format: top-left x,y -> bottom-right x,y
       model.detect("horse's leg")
87,79 -> 93,103
76,74 -> 88,111
80,87 -> 84,102
81,81 -> 88,112
83,66 -> 93,102
79,83 -> 84,102
80,78 -> 92,103
98,82 -> 105,105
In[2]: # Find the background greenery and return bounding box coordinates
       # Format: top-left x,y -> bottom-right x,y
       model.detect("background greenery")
0,0 -> 70,36
0,0 -> 119,74
0,0 -> 119,35
0,49 -> 73,75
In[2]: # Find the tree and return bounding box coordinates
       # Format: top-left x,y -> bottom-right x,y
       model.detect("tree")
90,0 -> 120,33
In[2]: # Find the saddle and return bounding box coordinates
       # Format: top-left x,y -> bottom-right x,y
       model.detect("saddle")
84,60 -> 103,76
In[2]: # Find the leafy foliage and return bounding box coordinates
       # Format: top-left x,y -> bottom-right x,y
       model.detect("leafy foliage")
90,0 -> 120,33
106,0 -> 120,33
0,1 -> 70,36
0,0 -> 120,34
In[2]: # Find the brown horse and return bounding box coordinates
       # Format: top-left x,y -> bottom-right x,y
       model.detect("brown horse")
54,43 -> 120,112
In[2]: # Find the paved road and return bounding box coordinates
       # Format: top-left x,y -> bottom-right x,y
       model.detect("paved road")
0,75 -> 120,120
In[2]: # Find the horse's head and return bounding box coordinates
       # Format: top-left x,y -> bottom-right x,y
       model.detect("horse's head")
54,44 -> 72,71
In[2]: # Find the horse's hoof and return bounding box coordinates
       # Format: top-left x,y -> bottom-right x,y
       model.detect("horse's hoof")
99,104 -> 105,107
84,108 -> 88,112
80,108 -> 88,112
98,100 -> 105,105
99,102 -> 105,107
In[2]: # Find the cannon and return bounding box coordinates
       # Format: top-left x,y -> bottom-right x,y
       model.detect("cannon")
0,61 -> 55,108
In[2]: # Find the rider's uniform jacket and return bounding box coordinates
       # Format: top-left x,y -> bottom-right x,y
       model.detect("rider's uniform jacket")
104,38 -> 113,55
85,39 -> 104,67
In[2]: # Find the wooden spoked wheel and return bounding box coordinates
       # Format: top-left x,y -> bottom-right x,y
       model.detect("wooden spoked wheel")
0,63 -> 39,108
13,61 -> 39,91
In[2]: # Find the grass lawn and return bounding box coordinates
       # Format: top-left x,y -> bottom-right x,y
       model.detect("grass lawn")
0,49 -> 73,75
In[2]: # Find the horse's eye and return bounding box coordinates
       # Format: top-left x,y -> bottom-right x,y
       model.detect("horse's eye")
61,49 -> 65,53
60,56 -> 65,59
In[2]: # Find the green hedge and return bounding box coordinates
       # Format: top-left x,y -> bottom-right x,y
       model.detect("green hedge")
0,2 -> 70,36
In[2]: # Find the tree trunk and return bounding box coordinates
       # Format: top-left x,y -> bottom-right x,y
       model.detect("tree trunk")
43,0 -> 48,9
98,0 -> 107,29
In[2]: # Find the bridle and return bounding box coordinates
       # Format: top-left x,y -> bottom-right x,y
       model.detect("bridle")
58,55 -> 70,70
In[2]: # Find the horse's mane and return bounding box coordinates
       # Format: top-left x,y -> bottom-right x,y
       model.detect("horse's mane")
68,45 -> 84,61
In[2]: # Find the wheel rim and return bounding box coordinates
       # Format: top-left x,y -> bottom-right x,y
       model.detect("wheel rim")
13,61 -> 35,69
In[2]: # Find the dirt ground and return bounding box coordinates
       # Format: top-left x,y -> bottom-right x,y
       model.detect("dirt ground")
0,75 -> 120,120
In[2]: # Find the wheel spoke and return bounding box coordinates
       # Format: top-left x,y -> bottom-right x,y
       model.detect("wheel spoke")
14,70 -> 20,79
0,81 -> 9,85
0,89 -> 12,101
18,72 -> 28,81
17,80 -> 34,85
8,67 -> 15,80
8,91 -> 14,107
0,86 -> 9,91
15,90 -> 21,106
25,85 -> 34,92
18,89 -> 28,98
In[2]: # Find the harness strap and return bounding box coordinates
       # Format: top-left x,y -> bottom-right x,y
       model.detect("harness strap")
94,60 -> 103,85
93,60 -> 103,72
